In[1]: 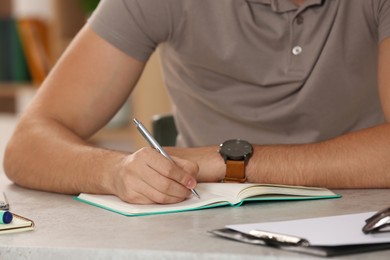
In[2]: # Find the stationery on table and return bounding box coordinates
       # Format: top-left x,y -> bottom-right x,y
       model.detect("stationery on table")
76,183 -> 339,216
0,192 -> 10,210
0,192 -> 35,234
210,209 -> 390,257
76,118 -> 339,216
0,212 -> 35,234
0,210 -> 13,224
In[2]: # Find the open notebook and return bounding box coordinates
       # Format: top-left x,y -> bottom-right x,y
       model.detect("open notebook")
76,183 -> 340,216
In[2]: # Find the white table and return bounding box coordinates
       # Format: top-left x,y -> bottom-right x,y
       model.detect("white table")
0,171 -> 389,260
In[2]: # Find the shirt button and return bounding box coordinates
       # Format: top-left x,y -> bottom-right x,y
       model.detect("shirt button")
296,15 -> 304,25
292,46 -> 302,55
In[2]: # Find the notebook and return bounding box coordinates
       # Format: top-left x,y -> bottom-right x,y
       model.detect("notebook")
0,213 -> 35,234
76,183 -> 340,216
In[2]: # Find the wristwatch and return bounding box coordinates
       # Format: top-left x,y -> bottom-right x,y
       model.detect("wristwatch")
219,139 -> 253,183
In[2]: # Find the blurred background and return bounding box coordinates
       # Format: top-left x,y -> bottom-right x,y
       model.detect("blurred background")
0,0 -> 172,167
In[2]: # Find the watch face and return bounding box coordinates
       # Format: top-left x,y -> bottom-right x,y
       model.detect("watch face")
219,139 -> 253,160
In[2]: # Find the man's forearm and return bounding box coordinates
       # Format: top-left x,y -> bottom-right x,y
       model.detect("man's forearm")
247,123 -> 390,188
4,118 -> 125,195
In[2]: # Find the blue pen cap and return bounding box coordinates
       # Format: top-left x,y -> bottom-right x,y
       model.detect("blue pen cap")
0,210 -> 13,224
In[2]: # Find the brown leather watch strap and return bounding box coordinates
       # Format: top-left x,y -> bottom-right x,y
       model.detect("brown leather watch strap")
223,160 -> 246,183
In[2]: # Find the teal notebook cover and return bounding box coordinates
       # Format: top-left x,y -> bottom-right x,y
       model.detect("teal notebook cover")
75,183 -> 340,216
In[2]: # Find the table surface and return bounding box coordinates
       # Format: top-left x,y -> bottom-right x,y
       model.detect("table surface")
1,115 -> 390,260
0,172 -> 389,260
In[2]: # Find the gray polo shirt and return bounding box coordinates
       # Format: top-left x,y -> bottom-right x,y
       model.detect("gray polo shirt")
89,0 -> 390,147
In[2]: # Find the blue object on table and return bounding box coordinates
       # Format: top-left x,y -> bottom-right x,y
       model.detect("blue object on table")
0,210 -> 13,224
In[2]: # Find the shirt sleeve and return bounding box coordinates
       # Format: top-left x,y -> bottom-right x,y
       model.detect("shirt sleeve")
376,0 -> 390,43
88,0 -> 175,61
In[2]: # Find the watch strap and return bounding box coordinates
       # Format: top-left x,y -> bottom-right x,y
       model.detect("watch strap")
223,160 -> 247,183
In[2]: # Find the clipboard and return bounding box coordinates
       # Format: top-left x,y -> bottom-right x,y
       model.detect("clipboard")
210,212 -> 390,257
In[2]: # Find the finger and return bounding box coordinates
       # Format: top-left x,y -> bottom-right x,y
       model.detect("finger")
143,159 -> 192,199
120,189 -> 155,204
129,170 -> 190,204
117,167 -> 186,204
114,176 -> 155,204
136,147 -> 196,187
122,185 -> 185,205
126,148 -> 191,202
142,179 -> 190,204
170,156 -> 199,189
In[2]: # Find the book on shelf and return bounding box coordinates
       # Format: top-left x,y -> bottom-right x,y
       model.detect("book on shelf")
76,183 -> 340,216
0,18 -> 31,83
16,18 -> 51,86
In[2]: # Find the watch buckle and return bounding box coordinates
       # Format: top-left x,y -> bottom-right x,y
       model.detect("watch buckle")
223,177 -> 247,183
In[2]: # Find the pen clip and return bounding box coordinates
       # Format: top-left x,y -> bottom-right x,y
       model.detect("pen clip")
249,230 -> 310,247
0,192 -> 10,210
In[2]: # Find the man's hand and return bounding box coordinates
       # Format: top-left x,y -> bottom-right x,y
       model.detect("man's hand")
110,148 -> 199,204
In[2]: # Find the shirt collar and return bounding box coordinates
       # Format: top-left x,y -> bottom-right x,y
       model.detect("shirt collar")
247,0 -> 325,13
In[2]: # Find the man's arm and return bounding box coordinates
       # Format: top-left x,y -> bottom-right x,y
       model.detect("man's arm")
168,38 -> 390,188
3,25 -> 198,204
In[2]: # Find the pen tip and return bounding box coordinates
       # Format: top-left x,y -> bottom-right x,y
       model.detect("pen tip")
192,189 -> 201,199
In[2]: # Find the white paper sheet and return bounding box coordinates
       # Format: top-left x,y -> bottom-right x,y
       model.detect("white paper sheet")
227,212 -> 390,246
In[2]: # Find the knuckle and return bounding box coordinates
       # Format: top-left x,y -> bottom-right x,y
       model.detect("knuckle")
135,147 -> 154,158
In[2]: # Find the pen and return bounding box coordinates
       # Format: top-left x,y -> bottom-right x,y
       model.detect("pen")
0,192 -> 9,210
132,118 -> 200,199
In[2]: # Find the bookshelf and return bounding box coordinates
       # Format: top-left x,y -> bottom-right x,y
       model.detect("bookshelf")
50,0 -> 86,62
0,85 -> 18,114
0,0 -> 172,150
0,0 -> 12,17
0,0 -> 51,111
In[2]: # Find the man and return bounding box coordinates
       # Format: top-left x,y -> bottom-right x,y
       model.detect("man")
4,0 -> 390,204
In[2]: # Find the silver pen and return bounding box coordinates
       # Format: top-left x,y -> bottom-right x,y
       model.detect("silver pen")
133,118 -> 200,199
0,192 -> 10,210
